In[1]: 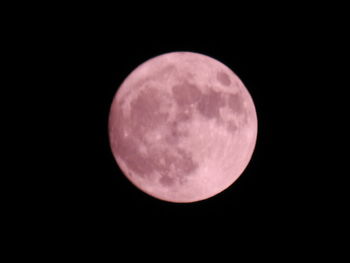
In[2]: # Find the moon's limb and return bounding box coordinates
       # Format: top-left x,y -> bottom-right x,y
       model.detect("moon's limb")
109,51 -> 257,203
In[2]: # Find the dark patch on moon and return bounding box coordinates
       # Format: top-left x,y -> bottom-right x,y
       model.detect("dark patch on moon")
217,71 -> 231,86
165,120 -> 189,145
159,175 -> 175,187
172,82 -> 202,107
175,148 -> 199,175
227,93 -> 244,114
158,64 -> 176,78
226,92 -> 249,129
130,87 -> 168,129
156,148 -> 199,187
196,89 -> 224,120
175,110 -> 192,122
113,134 -> 156,176
227,120 -> 238,132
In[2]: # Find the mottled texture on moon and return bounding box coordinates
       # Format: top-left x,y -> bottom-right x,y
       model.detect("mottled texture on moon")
109,52 -> 258,203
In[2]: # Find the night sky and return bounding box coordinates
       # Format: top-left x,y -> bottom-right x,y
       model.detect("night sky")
22,7 -> 338,253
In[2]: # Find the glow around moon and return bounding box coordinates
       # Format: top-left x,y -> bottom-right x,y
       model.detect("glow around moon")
108,52 -> 258,203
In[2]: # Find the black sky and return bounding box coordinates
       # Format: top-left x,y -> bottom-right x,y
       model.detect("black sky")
19,6 -> 341,253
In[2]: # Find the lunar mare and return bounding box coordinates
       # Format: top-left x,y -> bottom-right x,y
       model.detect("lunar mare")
109,52 -> 257,203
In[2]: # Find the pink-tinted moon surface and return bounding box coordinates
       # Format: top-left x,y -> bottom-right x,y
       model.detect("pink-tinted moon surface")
109,52 -> 257,203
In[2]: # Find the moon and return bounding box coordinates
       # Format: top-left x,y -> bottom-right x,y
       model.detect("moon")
108,52 -> 258,203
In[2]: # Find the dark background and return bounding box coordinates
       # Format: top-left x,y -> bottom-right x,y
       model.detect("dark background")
14,4 -> 345,255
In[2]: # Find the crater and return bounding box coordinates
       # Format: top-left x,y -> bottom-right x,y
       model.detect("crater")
217,71 -> 231,86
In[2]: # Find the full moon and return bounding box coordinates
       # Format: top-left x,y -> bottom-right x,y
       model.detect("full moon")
108,52 -> 257,203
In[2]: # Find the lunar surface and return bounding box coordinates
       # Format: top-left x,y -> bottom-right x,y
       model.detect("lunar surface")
108,52 -> 257,203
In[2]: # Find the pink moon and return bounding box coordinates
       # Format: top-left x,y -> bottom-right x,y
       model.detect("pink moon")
108,52 -> 258,203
